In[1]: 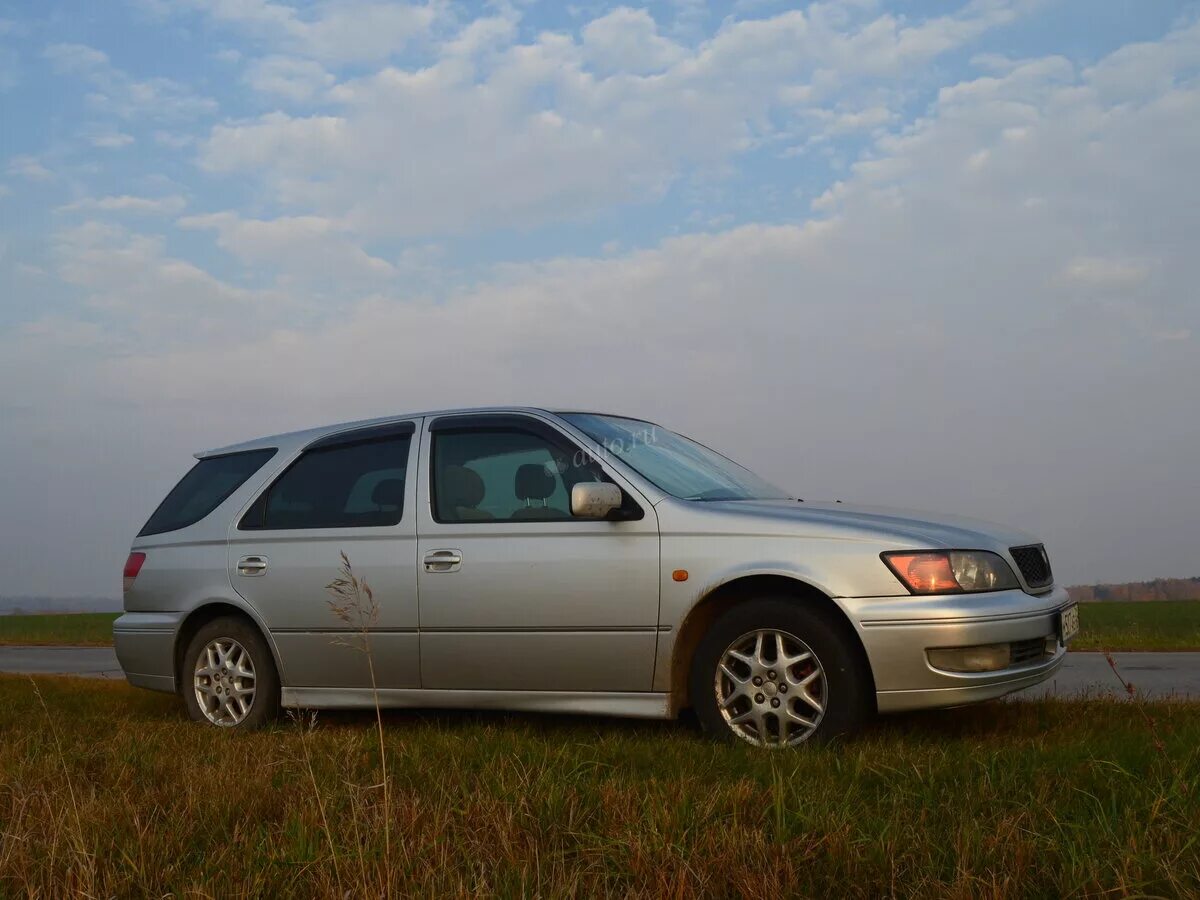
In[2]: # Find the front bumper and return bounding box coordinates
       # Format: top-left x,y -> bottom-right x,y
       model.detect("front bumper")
837,585 -> 1074,713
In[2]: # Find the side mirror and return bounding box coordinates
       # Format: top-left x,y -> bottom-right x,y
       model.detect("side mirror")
570,482 -> 623,519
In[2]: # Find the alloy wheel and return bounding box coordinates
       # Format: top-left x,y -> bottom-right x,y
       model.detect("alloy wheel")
193,637 -> 257,727
714,628 -> 826,747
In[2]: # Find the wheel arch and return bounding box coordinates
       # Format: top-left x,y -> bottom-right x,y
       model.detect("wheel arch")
668,573 -> 876,715
173,600 -> 283,692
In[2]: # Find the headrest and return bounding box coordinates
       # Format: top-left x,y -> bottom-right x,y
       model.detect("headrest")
442,465 -> 485,508
370,478 -> 405,508
515,463 -> 556,502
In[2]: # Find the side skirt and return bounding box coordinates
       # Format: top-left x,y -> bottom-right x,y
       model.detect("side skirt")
281,687 -> 673,720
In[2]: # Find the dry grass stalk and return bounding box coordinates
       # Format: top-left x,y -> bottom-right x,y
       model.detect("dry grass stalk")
326,551 -> 392,890
290,708 -> 344,896
1102,650 -> 1189,796
29,677 -> 96,895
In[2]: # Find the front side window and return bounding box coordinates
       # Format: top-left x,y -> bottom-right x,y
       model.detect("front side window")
560,413 -> 790,502
240,435 -> 412,530
140,449 -> 277,536
432,427 -> 611,523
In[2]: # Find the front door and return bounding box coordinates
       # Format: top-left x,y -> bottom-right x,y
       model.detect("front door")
228,420 -> 421,689
416,413 -> 660,692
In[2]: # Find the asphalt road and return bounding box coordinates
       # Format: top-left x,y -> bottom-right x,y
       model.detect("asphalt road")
1016,652 -> 1200,700
1,646 -> 1199,700
0,646 -> 125,679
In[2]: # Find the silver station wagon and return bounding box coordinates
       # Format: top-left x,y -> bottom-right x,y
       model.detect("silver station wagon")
115,407 -> 1078,747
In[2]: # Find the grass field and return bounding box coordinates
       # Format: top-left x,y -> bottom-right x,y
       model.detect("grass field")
1072,600 -> 1200,651
0,612 -> 119,646
5,601 -> 1200,651
1,676 -> 1198,897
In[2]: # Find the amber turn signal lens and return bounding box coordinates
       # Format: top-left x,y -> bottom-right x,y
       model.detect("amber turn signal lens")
672,569 -> 689,582
882,552 -> 961,593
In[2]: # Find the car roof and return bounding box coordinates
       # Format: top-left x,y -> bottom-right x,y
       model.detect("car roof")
195,406 -> 578,458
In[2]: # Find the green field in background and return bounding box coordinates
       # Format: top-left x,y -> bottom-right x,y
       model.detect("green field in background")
3,601 -> 1199,650
0,612 -> 119,646
1072,600 -> 1200,651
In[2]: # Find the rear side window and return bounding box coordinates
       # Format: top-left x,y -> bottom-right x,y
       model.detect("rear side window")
240,434 -> 412,530
139,449 -> 277,537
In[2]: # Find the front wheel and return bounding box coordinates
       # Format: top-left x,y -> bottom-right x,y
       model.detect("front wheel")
182,616 -> 280,729
689,599 -> 871,747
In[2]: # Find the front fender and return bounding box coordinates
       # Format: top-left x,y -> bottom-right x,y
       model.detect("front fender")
693,560 -> 841,604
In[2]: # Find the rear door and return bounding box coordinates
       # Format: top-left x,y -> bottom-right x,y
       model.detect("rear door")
227,420 -> 421,689
416,413 -> 661,692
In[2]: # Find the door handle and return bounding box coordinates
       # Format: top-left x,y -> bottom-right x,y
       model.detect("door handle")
237,555 -> 269,576
423,549 -> 462,572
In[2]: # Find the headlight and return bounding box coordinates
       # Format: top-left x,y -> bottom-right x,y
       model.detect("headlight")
881,550 -> 1019,594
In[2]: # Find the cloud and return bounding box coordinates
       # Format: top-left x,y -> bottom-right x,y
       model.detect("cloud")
177,211 -> 395,282
580,7 -> 686,74
6,155 -> 52,180
42,41 -> 109,73
143,0 -> 439,63
244,55 -> 335,102
1059,257 -> 1151,289
196,3 -> 1023,238
1153,328 -> 1191,341
0,17 -> 23,90
58,194 -> 187,215
153,130 -> 194,149
0,49 -> 16,91
784,103 -> 897,153
1083,16 -> 1200,101
49,221 -> 290,341
440,14 -> 518,59
87,130 -> 136,148
43,42 -> 217,120
828,105 -> 895,134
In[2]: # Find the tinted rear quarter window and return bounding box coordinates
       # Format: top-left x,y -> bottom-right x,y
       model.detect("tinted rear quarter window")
139,449 -> 276,536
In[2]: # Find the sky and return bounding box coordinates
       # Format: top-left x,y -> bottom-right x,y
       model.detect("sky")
0,0 -> 1198,597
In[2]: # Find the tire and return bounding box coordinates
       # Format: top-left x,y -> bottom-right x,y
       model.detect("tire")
689,598 -> 871,747
182,616 -> 280,730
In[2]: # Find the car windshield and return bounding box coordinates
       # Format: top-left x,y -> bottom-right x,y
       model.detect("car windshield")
560,413 -> 791,502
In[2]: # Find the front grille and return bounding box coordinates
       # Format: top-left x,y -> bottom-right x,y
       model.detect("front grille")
1010,543 -> 1053,588
1010,637 -> 1048,666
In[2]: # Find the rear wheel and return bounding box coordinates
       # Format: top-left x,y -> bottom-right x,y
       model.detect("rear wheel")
182,616 -> 280,729
690,598 -> 871,747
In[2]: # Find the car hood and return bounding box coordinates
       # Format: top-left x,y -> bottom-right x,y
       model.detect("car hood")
695,498 -> 1041,550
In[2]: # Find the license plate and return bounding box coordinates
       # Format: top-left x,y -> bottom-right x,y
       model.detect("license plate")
1059,604 -> 1080,644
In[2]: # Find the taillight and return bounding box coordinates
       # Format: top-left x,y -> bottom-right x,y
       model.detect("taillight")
123,552 -> 146,592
